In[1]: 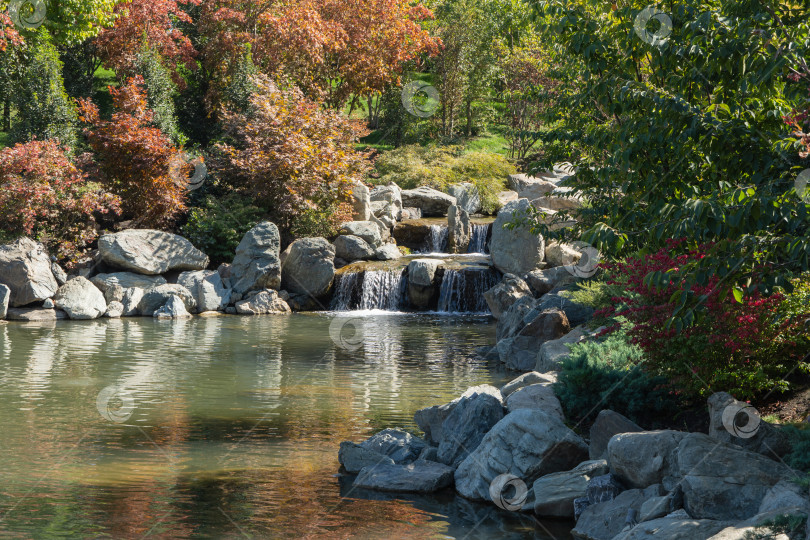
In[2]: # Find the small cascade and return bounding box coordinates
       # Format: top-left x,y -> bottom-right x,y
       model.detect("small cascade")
422,225 -> 448,253
467,223 -> 490,254
437,268 -> 500,313
331,270 -> 406,311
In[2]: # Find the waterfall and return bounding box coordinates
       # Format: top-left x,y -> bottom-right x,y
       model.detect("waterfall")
467,223 -> 490,254
437,269 -> 500,313
422,225 -> 448,253
331,270 -> 406,311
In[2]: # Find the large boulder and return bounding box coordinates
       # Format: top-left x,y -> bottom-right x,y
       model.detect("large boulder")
413,385 -> 503,446
91,272 -> 167,293
98,229 -> 209,275
454,408 -> 588,501
525,265 -> 578,296
0,238 -> 58,306
496,295 -> 539,341
545,241 -> 583,268
505,383 -> 564,421
490,199 -> 545,275
483,274 -> 532,320
369,183 -> 403,220
401,186 -> 456,217
339,221 -> 383,248
706,392 -> 791,458
573,484 -> 665,540
153,295 -> 191,319
235,290 -> 291,315
0,284 -> 8,319
447,205 -> 471,254
281,238 -> 335,298
138,284 -> 196,315
178,270 -> 231,312
353,461 -> 455,493
496,190 -> 519,208
360,428 -> 427,465
610,510 -> 731,540
350,182 -> 371,221
532,188 -> 584,212
120,287 -> 145,317
589,410 -> 644,460
231,222 -> 282,294
532,290 -> 595,327
448,183 -> 482,214
375,244 -> 401,261
53,276 -> 107,319
532,460 -> 610,517
338,441 -> 394,473
436,388 -> 505,468
607,431 -> 686,489
675,433 -> 794,521
333,235 -> 375,262
500,372 -> 556,398
407,258 -> 440,309
536,325 -> 593,372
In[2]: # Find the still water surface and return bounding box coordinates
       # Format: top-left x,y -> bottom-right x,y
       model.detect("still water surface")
0,313 -> 573,538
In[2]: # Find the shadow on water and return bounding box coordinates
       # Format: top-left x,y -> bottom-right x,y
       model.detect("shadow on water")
0,314 -> 570,538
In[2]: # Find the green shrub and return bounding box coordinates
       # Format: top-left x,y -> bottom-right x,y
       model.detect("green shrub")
554,325 -> 680,428
138,45 -> 185,145
373,144 -> 514,214
181,193 -> 264,265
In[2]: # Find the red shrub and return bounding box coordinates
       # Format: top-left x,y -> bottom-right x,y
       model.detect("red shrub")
0,140 -> 120,259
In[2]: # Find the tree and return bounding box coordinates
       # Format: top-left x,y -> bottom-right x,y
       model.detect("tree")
137,44 -> 186,144
529,0 -> 810,327
0,139 -> 120,259
11,30 -> 78,150
77,76 -> 188,227
215,75 -> 367,234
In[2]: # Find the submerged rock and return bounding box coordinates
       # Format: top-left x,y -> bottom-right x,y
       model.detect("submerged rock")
231,222 -> 282,294
6,307 -> 66,321
353,461 -> 455,493
98,229 -> 209,275
0,238 -> 58,307
360,428 -> 427,465
338,441 -> 394,473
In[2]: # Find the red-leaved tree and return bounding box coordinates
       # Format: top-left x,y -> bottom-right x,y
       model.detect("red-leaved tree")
77,76 -> 188,228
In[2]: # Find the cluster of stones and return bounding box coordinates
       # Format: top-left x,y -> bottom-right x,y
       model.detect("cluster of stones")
340,380 -> 810,539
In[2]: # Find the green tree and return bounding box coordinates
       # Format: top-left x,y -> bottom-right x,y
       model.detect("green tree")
138,43 -> 186,145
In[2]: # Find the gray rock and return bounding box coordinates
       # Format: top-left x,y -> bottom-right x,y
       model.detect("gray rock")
37,296 -> 51,308
518,308 -> 570,341
505,383 -> 564,420
401,186 -> 456,217
105,301 -> 124,318
497,335 -> 544,371
532,190 -> 584,212
338,441 -> 394,473
537,325 -> 593,372
414,385 -> 503,446
120,287 -> 144,317
178,270 -> 231,312
350,182 -> 371,221
0,284 -> 9,318
532,460 -> 610,517
417,446 -> 439,462
757,480 -> 810,514
589,410 -> 644,460
436,389 -> 505,467
447,205 -> 471,254
572,484 -> 664,540
500,371 -> 556,398
50,262 -> 68,285
334,235 -> 375,262
354,461 -> 455,493
454,408 -> 588,501
525,265 -> 579,296
545,241 -> 583,268
281,238 -> 335,298
483,274 -> 532,320
6,307 -> 66,321
676,433 -> 795,520
231,222 -> 282,294
448,183 -> 481,214
138,284 -> 196,316
98,229 -> 209,275
235,290 -> 291,315
496,190 -> 519,208
532,290 -> 594,327
400,207 -> 422,220
607,431 -> 686,489
574,496 -> 591,521
490,199 -> 545,275
508,173 -> 558,194
369,183 -> 403,220
374,244 -> 401,261
0,238 -> 58,307
104,284 -> 124,304
407,258 -> 440,309
53,277 -> 107,319
154,295 -> 191,319
707,392 -> 791,458
361,428 -> 427,464
339,221 -> 383,248
369,213 -> 391,242
587,474 -> 626,504
496,295 -> 539,341
90,272 -> 166,293
613,514 -> 732,540
517,179 -> 559,200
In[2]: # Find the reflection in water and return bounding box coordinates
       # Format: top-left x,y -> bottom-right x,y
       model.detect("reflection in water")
0,314 -> 572,538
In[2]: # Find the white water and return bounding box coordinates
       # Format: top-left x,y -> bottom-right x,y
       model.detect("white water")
331,270 -> 407,311
437,269 -> 499,313
422,225 -> 448,253
467,223 -> 489,254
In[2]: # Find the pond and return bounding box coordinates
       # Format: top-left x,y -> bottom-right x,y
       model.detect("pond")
0,313 -> 573,538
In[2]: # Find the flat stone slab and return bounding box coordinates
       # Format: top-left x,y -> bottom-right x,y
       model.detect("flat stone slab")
6,308 -> 66,321
353,461 -> 455,493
